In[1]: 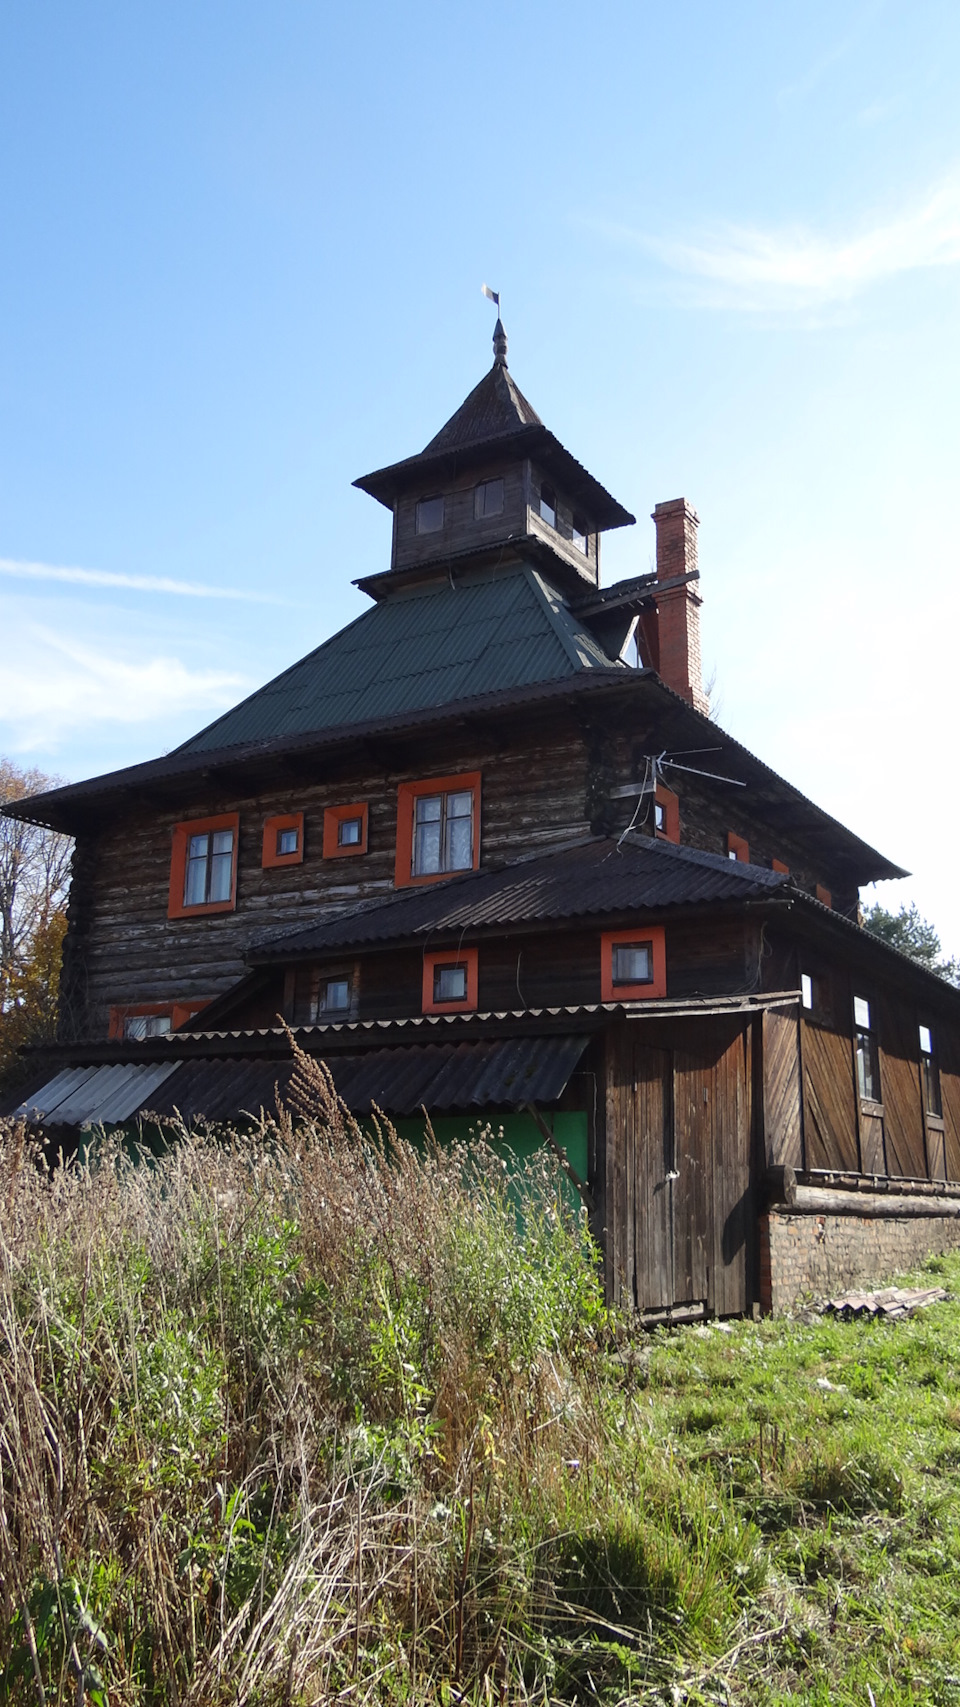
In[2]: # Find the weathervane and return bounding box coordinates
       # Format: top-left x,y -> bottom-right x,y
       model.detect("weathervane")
482,283 -> 508,364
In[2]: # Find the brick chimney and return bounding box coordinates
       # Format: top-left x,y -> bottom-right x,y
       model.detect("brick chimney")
652,498 -> 709,716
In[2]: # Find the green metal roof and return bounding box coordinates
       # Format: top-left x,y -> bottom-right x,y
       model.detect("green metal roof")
177,564 -> 623,755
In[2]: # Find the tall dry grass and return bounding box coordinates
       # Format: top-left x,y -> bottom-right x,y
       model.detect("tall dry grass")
0,1055 -> 763,1704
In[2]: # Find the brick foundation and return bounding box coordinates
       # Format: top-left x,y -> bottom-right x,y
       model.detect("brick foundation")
760,1209 -> 960,1313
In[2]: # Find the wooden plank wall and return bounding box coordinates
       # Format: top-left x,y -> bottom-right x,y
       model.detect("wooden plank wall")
761,1007 -> 803,1170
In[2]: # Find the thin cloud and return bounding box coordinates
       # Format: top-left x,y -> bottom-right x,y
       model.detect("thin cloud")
627,171 -> 960,309
0,626 -> 249,751
0,556 -> 283,603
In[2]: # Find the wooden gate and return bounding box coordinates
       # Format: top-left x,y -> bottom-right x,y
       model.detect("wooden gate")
605,1017 -> 755,1316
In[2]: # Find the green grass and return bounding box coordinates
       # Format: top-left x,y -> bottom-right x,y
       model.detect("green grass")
2,1079 -> 960,1705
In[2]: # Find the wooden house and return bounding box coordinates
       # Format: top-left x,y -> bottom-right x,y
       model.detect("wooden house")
8,319 -> 960,1316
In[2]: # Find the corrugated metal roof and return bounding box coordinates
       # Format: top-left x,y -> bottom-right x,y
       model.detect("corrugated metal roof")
253,833 -> 789,961
19,1036 -> 589,1126
15,1062 -> 179,1125
177,566 -> 620,756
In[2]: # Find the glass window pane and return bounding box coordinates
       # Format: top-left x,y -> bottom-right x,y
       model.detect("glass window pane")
434,964 -> 467,1002
446,812 -> 473,871
856,1033 -> 879,1102
801,973 -> 813,1010
854,995 -> 871,1030
539,485 -> 556,527
446,791 -> 472,817
278,827 -> 299,855
475,478 -> 504,519
338,817 -> 361,846
416,496 -> 444,534
572,514 -> 587,551
209,849 -> 233,902
145,1014 -> 171,1037
124,1015 -> 147,1040
923,1055 -> 942,1117
212,830 -> 233,854
919,1024 -> 933,1056
612,942 -> 652,985
323,979 -> 350,1012
184,845 -> 208,907
415,795 -> 442,823
413,819 -> 442,875
188,834 -> 209,859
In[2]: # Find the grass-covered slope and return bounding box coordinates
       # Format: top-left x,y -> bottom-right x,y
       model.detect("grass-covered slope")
2,1073 -> 960,1704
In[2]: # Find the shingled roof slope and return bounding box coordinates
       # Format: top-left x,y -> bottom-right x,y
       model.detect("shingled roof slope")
251,834 -> 790,961
177,565 -> 621,756
422,351 -> 543,452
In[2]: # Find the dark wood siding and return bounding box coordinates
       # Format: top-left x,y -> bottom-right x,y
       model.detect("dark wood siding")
802,1012 -> 860,1172
762,1007 -> 803,1170
877,994 -> 927,1179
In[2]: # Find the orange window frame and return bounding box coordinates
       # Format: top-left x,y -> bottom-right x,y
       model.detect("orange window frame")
654,783 -> 680,843
108,1000 -> 208,1040
421,947 -> 479,1015
323,802 -> 369,859
727,831 -> 750,864
262,812 -> 304,869
816,883 -> 832,908
168,813 -> 239,919
395,772 -> 481,889
772,857 -> 790,875
601,926 -> 667,1002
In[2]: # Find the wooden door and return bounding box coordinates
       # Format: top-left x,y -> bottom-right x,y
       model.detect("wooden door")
609,1018 -> 754,1316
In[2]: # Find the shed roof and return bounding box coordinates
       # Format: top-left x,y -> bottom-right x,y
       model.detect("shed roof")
251,833 -> 790,962
13,1034 -> 591,1125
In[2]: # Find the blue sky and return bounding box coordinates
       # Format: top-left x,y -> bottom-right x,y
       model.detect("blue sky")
2,1 -> 959,948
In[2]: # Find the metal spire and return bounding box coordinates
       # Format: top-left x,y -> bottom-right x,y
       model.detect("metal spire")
492,317 -> 508,366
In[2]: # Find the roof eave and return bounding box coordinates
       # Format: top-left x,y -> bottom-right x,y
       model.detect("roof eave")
354,425 -> 636,532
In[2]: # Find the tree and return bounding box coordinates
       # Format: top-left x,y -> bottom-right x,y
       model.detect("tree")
863,902 -> 960,987
0,760 -> 73,1087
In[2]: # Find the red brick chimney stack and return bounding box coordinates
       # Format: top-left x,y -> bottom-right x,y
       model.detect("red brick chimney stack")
652,498 -> 709,716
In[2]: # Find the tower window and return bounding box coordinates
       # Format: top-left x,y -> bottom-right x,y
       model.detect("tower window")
416,496 -> 445,535
475,478 -> 504,519
611,941 -> 653,987
572,514 -> 588,552
539,483 -> 557,528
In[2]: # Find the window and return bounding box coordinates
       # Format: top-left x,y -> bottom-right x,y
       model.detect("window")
611,941 -> 653,986
572,514 -> 588,552
801,973 -> 814,1010
168,814 -> 239,918
395,773 -> 481,887
654,783 -> 680,844
854,994 -> 881,1103
323,802 -> 369,859
109,1001 -> 207,1040
125,1013 -> 171,1040
601,926 -> 667,1002
422,947 -> 478,1013
262,812 -> 304,869
414,791 -> 472,875
475,478 -> 504,519
920,1024 -> 942,1117
312,976 -> 350,1020
727,831 -> 749,863
416,495 -> 444,535
539,482 -> 557,528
